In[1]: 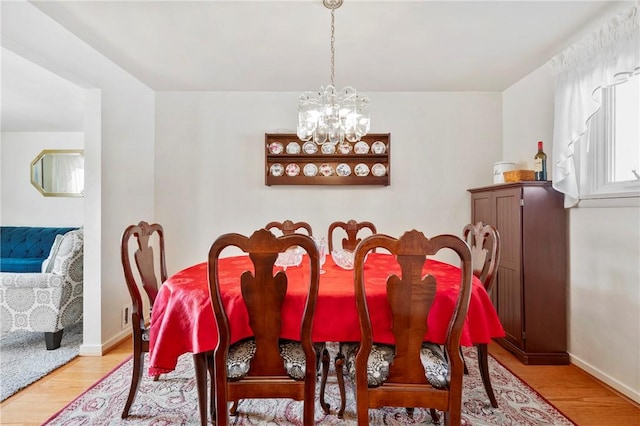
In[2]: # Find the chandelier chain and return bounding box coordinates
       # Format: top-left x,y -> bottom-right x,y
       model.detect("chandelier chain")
330,8 -> 336,87
297,0 -> 370,145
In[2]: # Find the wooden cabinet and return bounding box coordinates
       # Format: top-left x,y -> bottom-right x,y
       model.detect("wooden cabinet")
468,182 -> 569,365
265,133 -> 390,186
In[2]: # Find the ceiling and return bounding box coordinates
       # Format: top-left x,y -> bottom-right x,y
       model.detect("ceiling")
1,0 -> 630,131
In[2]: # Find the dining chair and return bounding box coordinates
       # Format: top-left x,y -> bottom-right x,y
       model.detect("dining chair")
462,221 -> 501,408
323,219 -> 378,415
207,228 -> 321,426
121,221 -> 210,425
265,219 -> 313,236
265,219 -> 333,415
335,229 -> 473,426
327,219 -> 377,252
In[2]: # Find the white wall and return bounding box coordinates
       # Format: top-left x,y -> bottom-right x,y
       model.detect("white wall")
155,91 -> 502,273
2,1 -> 155,355
570,205 -> 640,401
503,65 -> 640,403
502,67 -> 555,172
1,132 -> 84,226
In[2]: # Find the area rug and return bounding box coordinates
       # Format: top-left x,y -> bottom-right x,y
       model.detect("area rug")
0,321 -> 83,401
44,346 -> 575,425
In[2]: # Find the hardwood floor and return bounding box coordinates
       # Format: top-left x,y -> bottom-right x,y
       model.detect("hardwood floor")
488,343 -> 640,426
1,339 -> 638,425
0,340 -> 131,425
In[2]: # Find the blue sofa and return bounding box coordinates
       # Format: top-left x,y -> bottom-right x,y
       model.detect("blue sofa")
0,226 -> 83,349
0,226 -> 77,272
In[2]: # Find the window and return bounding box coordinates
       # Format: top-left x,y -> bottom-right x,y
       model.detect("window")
549,6 -> 638,207
582,72 -> 640,198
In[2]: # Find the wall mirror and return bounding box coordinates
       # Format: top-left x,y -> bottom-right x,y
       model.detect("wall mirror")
30,149 -> 85,197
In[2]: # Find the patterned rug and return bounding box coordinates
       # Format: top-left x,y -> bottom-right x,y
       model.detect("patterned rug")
43,346 -> 574,425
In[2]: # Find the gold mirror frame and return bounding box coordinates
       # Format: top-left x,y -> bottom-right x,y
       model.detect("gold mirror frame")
30,149 -> 85,197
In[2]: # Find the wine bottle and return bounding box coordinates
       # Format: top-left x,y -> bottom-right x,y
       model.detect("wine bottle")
534,141 -> 547,181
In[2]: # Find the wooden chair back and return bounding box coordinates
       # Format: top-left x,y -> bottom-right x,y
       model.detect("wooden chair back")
120,221 -> 167,418
327,219 -> 377,252
462,221 -> 500,294
265,219 -> 313,236
121,221 -> 166,341
208,228 -> 320,426
352,230 -> 472,426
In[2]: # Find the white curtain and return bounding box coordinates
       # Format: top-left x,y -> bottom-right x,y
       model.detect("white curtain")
549,6 -> 639,207
50,154 -> 85,194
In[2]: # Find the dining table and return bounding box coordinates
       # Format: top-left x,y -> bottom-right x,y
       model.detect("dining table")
148,252 -> 505,376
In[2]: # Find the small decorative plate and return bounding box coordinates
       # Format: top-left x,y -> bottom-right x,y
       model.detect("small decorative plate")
354,141 -> 369,154
371,163 -> 387,177
286,142 -> 301,154
270,163 -> 284,177
285,163 -> 300,177
319,163 -> 334,176
371,141 -> 386,154
354,163 -> 370,177
303,163 -> 318,177
338,142 -> 352,154
321,142 -> 336,154
302,141 -> 318,155
336,163 -> 351,177
268,141 -> 284,154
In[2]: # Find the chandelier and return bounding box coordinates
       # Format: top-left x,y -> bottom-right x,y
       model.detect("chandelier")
297,0 -> 370,145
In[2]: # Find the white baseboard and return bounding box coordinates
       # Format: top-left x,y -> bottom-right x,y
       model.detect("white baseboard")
570,353 -> 640,404
79,329 -> 131,356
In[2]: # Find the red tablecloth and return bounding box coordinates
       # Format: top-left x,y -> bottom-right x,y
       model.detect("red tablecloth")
148,253 -> 504,375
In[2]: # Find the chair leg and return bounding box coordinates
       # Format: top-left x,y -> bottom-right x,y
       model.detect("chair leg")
447,398 -> 462,426
206,353 -> 215,420
334,353 -> 347,419
429,408 -> 440,424
477,343 -> 498,408
460,346 -> 469,375
230,401 -> 239,416
44,330 -> 64,350
193,353 -> 209,425
121,349 -> 144,418
319,348 -> 331,415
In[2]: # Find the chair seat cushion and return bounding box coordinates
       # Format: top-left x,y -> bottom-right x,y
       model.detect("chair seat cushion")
227,339 -> 256,379
341,342 -> 394,386
420,342 -> 449,389
0,258 -> 44,273
341,341 -> 449,388
226,339 -> 324,380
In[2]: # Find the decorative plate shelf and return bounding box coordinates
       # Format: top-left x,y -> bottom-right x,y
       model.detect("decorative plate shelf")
265,133 -> 390,186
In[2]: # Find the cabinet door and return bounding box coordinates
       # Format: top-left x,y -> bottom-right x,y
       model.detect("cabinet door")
470,192 -> 492,225
492,187 -> 523,349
